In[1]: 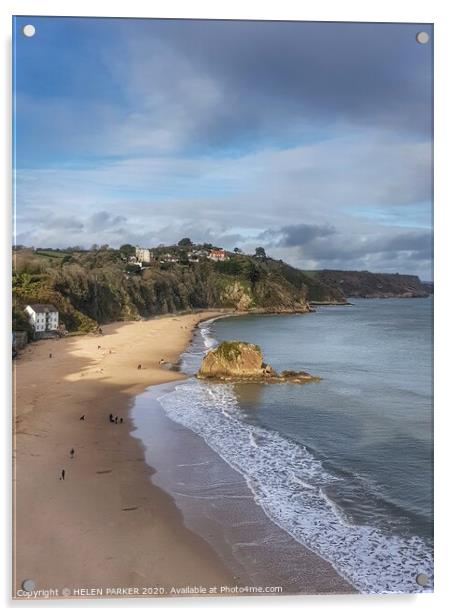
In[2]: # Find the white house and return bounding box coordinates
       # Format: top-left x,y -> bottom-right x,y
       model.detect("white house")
135,247 -> 152,263
160,253 -> 179,263
25,304 -> 59,334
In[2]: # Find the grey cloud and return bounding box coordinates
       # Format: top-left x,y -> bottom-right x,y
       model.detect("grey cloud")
265,230 -> 433,279
88,211 -> 127,231
379,231 -> 432,253
19,20 -> 431,162
21,20 -> 432,161
44,215 -> 84,231
116,19 -> 433,149
270,230 -> 433,266
261,223 -> 336,247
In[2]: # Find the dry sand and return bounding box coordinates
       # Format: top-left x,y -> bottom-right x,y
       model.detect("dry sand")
13,311 -> 238,599
13,310 -> 355,600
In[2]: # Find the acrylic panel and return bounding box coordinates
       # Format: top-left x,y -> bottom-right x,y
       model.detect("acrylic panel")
12,16 -> 433,600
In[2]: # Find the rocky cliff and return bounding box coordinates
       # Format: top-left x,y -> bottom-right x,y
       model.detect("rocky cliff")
13,248 -> 346,332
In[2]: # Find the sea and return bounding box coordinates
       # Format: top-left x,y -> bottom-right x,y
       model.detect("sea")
131,297 -> 433,594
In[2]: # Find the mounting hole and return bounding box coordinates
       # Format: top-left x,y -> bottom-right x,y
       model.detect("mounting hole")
21,579 -> 36,592
416,572 -> 429,587
416,31 -> 429,44
22,24 -> 36,38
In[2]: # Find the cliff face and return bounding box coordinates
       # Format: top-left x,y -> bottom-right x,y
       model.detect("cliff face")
13,250 -> 346,331
421,281 -> 434,295
307,270 -> 430,299
13,246 -> 430,334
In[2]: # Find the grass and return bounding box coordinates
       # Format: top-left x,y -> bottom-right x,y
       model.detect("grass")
215,340 -> 261,361
35,249 -> 72,259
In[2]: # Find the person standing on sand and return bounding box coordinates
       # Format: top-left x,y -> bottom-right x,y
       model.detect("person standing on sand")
109,413 -> 114,423
115,416 -> 118,424
60,469 -> 65,481
70,448 -> 75,459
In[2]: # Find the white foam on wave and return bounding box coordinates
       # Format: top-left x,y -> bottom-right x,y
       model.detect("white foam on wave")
157,380 -> 433,594
319,487 -> 355,527
178,319 -> 220,375
199,318 -> 219,350
249,431 -> 259,449
197,313 -> 240,353
290,471 -> 317,491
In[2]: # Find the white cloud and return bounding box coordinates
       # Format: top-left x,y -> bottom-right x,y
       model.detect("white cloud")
14,129 -> 432,277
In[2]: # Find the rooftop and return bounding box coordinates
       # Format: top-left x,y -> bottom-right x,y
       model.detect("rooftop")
27,303 -> 58,313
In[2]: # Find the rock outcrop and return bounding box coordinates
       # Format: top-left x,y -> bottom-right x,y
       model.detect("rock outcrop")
197,341 -> 319,383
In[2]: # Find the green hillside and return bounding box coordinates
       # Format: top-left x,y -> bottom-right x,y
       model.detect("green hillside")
12,245 -> 345,333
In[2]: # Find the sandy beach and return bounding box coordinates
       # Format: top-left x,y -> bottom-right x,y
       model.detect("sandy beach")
13,311 -> 240,598
13,310 -> 354,599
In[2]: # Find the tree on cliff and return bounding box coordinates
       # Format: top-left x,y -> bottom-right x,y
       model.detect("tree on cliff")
255,247 -> 267,259
178,238 -> 193,247
120,244 -> 135,258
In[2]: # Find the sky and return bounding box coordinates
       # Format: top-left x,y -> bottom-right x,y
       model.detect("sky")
13,17 -> 433,278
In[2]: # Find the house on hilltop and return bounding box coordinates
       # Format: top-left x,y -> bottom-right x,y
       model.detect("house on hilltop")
135,247 -> 153,263
160,253 -> 179,264
208,248 -> 229,262
187,251 -> 199,263
25,304 -> 59,337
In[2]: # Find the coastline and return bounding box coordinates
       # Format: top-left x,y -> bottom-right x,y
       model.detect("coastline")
131,381 -> 357,596
13,309 -> 355,599
190,304 -> 433,594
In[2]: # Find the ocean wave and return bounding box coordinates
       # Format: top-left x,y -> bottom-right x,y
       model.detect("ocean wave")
200,322 -> 217,349
158,318 -> 433,593
178,319 -> 219,376
157,379 -> 433,593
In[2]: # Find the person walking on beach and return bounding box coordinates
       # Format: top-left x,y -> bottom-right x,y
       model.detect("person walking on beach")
70,448 -> 75,459
115,416 -> 118,424
60,469 -> 65,481
109,413 -> 114,423
137,364 -> 142,370
120,418 -> 123,424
